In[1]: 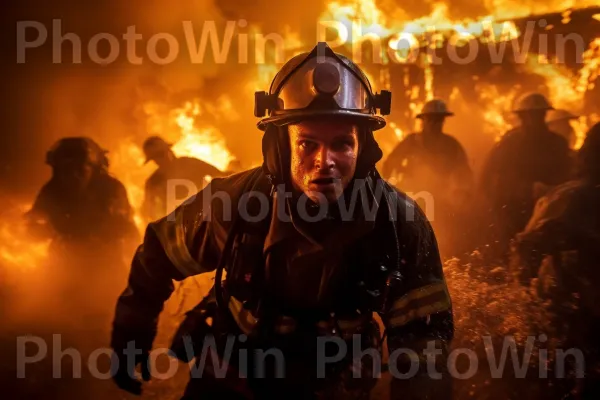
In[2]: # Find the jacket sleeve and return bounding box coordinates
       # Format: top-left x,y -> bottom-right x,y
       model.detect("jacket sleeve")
110,179 -> 227,353
380,196 -> 454,399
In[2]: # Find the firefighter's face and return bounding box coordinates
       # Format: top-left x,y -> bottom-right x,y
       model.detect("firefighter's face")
55,162 -> 93,191
420,115 -> 445,133
288,119 -> 359,204
519,110 -> 547,129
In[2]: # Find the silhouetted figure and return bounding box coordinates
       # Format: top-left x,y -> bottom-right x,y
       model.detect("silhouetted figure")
141,136 -> 224,221
383,99 -> 473,256
26,137 -> 138,247
511,122 -> 600,397
480,93 -> 573,257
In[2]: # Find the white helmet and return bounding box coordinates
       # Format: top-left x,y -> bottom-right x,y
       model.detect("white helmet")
416,99 -> 453,118
513,92 -> 553,113
546,109 -> 579,124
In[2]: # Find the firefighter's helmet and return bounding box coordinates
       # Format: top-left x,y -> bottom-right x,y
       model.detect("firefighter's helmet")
416,99 -> 454,118
254,42 -> 391,131
143,136 -> 173,164
513,92 -> 554,113
46,137 -> 109,170
546,109 -> 579,124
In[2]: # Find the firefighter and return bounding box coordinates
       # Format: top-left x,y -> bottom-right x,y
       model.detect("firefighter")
480,93 -> 573,257
25,137 -> 139,307
141,135 -> 224,221
510,122 -> 600,397
25,137 -> 138,247
111,43 -> 454,399
382,99 -> 473,256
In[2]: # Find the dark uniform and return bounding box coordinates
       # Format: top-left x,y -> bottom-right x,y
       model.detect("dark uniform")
26,137 -> 138,246
111,43 -> 454,399
480,94 -> 573,256
510,123 -> 600,397
141,136 -> 224,221
25,137 -> 139,312
382,100 -> 473,256
383,133 -> 472,191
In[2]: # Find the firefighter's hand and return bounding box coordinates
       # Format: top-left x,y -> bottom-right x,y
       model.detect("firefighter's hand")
111,350 -> 151,395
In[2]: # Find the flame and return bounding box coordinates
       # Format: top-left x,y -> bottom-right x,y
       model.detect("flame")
478,84 -> 520,141
320,1 -> 599,145
321,1 -> 521,55
248,24 -> 306,91
399,3 -> 520,41
482,1 -> 600,19
109,140 -> 154,232
108,98 -> 236,231
112,24 -> 303,230
389,121 -> 404,141
524,37 -> 600,149
577,38 -> 600,94
526,54 -> 583,110
571,113 -> 600,150
171,101 -> 234,172
0,203 -> 51,271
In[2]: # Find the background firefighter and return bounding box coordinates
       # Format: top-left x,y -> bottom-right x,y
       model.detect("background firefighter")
110,43 -> 454,399
382,99 -> 474,257
25,137 -> 138,247
479,92 -> 573,258
510,122 -> 600,398
24,136 -> 139,319
141,135 -> 225,222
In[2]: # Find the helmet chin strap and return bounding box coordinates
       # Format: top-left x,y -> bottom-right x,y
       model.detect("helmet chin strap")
355,127 -> 383,179
261,124 -> 289,186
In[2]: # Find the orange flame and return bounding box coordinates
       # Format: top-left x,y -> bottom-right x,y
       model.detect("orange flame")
0,203 -> 51,271
321,0 -> 599,146
171,101 -> 234,172
108,98 -> 236,231
478,84 -> 521,141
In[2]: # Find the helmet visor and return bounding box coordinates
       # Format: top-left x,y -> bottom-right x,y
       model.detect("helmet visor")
275,57 -> 371,112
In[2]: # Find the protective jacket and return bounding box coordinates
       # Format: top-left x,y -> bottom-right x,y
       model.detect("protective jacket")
26,172 -> 137,244
142,156 -> 223,221
480,126 -> 573,251
111,167 -> 454,399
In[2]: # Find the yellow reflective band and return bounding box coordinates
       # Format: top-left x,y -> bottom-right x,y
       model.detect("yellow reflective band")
152,211 -> 205,278
228,296 -> 257,335
386,282 -> 452,328
227,296 -> 371,337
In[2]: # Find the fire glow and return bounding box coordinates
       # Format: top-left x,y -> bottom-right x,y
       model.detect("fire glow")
1,2 -> 600,270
